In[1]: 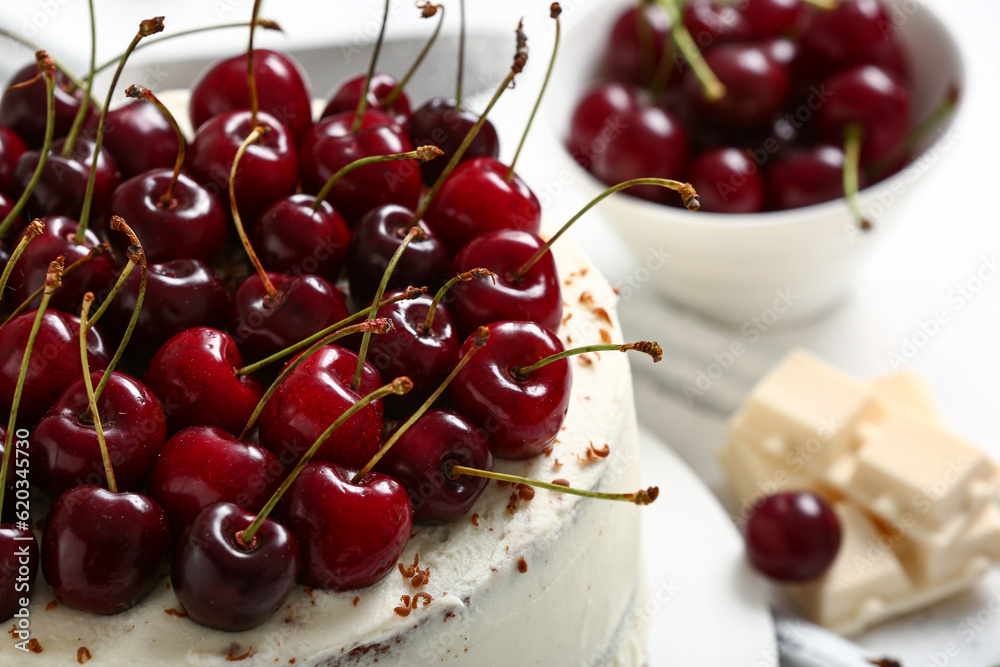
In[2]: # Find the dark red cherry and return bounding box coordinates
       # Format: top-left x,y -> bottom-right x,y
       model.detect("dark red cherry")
346,205 -> 449,304
228,272 -> 349,363
0,126 -> 27,192
257,345 -> 384,471
449,230 -> 562,335
0,310 -> 110,427
102,100 -> 180,180
41,485 -> 170,613
143,327 -> 264,436
251,194 -> 350,283
451,321 -> 570,459
745,492 -> 841,581
0,64 -> 96,149
603,3 -> 671,86
280,461 -> 411,591
0,426 -> 16,520
0,192 -> 22,242
1,524 -> 39,622
148,426 -> 283,537
187,110 -> 298,222
321,73 -> 411,128
406,98 -> 500,186
689,147 -> 765,213
683,0 -> 752,47
298,111 -> 421,227
741,0 -> 803,39
190,49 -> 314,146
31,371 -> 167,498
173,502 -> 299,631
425,157 -> 542,254
684,43 -> 789,130
767,144 -> 866,210
374,409 -> 492,523
798,0 -> 898,80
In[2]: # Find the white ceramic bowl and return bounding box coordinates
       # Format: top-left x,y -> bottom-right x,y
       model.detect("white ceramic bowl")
542,0 -> 964,325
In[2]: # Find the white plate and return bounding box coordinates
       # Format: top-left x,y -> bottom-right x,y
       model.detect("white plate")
640,426 -> 777,665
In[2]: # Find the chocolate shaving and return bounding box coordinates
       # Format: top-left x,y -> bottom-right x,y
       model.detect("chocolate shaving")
517,557 -> 528,573
77,647 -> 92,664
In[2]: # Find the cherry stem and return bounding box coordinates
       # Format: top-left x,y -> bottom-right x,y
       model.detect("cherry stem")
410,20 -> 528,226
384,3 -> 444,108
247,0 -> 263,126
0,28 -> 81,89
0,54 -> 56,239
446,464 -> 659,505
423,268 -> 496,332
240,377 -> 413,544
516,340 -> 662,377
79,293 -> 117,493
456,0 -> 466,109
352,327 -> 489,482
801,0 -> 838,9
61,0 -> 96,157
84,259 -> 134,329
353,0 -> 392,134
513,178 -> 697,278
75,17 -> 165,245
354,226 -> 426,391
0,258 -> 61,519
507,4 -> 561,182
236,287 -> 426,375
0,220 -> 45,307
230,124 -> 278,298
238,318 -> 394,441
657,0 -> 725,102
125,85 -> 186,206
0,245 -> 108,330
311,146 -> 444,212
870,85 -> 959,179
842,124 -> 871,232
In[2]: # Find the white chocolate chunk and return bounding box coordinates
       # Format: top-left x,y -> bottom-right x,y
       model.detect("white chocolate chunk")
894,501 -> 1000,584
870,372 -> 942,424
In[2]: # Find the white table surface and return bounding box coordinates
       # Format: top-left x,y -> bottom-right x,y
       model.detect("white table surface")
3,1 -> 1000,665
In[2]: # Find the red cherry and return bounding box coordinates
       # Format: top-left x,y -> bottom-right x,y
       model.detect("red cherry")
1,524 -> 39,622
0,126 -> 27,192
321,72 -> 412,128
683,0 -> 752,47
41,485 -> 170,613
172,501 -> 299,631
740,0 -> 803,39
406,98 -> 500,186
745,492 -> 841,581
280,461 -> 412,590
450,321 -> 571,459
689,147 -> 765,213
603,4 -> 671,86
0,64 -> 95,149
798,0 -> 899,80
766,144 -> 867,210
102,100 -> 180,180
251,194 -> 350,283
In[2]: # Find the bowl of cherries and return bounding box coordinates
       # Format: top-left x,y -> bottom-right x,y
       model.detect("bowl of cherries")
544,0 -> 963,324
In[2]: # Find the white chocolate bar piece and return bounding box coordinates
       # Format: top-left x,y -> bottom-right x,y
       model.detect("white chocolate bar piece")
870,372 -> 942,424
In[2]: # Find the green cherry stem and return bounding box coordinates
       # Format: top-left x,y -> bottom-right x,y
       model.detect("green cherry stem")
506,3 -> 561,182
311,146 -> 444,212
0,258 -> 61,519
422,268 -> 495,332
0,220 -> 45,306
0,52 -> 56,239
79,293 -> 117,493
801,0 -> 838,9
230,124 -> 278,298
235,286 -> 426,375
657,0 -> 725,102
353,0 -> 392,134
238,318 -> 394,441
84,261 -> 135,330
238,377 -> 413,544
445,464 -> 660,505
353,226 -> 427,391
513,178 -> 698,279
125,85 -> 186,206
61,0 -> 96,157
516,340 -> 663,377
352,327 -> 489,482
842,124 -> 871,232
383,3 -> 444,108
75,17 -> 165,244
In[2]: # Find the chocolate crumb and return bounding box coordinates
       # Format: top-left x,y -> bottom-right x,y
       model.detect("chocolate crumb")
578,354 -> 595,366
226,645 -> 253,661
507,492 -> 520,514
353,596 -> 360,607
77,647 -> 91,663
586,442 -> 610,461
599,329 -> 612,344
413,592 -> 433,607
579,291 -> 595,306
28,638 -> 43,653
517,557 -> 528,573
593,307 -> 613,325
613,285 -> 621,295
164,608 -> 187,618
552,478 -> 571,487
553,458 -> 563,468
867,659 -> 902,667
394,596 -> 413,617
45,600 -> 58,611
470,513 -> 479,526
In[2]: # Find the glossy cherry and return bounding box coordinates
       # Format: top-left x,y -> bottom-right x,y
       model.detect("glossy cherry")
0,64 -> 95,149
741,0 -> 803,39
766,144 -> 865,210
251,194 -> 350,283
745,492 -> 841,581
0,193 -> 21,243
143,327 -> 264,436
683,0 -> 752,47
41,485 -> 170,613
102,100 -> 179,180
172,501 -> 299,631
321,72 -> 412,128
280,461 -> 412,590
451,321 -> 571,459
407,98 -> 500,186
689,147 -> 765,213
0,126 -> 27,192
798,0 -> 899,80
603,3 -> 671,86
0,524 -> 38,622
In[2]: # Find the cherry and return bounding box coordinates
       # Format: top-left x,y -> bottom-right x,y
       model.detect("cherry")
148,426 -> 282,537
172,501 -> 299,631
251,194 -> 350,283
346,205 -> 449,304
766,144 -> 866,210
0,310 -> 110,426
407,98 -> 500,186
798,0 -> 899,80
688,147 -> 765,213
815,65 -> 911,165
190,49 -> 314,147
321,73 -> 412,128
744,492 -> 841,581
603,3 -> 671,86
0,126 -> 27,193
683,0 -> 752,47
0,524 -> 38,622
0,193 -> 21,243
143,327 -> 264,436
280,461 -> 411,590
375,409 -> 492,523
0,428 -> 15,519
102,100 -> 179,180
0,64 -> 95,149
41,485 -> 170,613
257,345 -> 384,470
568,82 -> 689,203
449,230 -> 562,335
740,0 -> 803,39
451,321 -> 570,459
